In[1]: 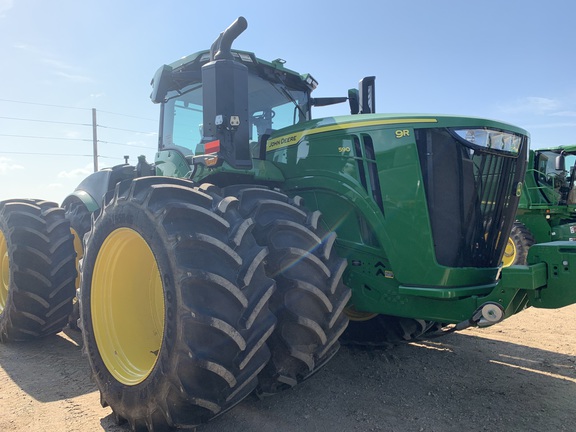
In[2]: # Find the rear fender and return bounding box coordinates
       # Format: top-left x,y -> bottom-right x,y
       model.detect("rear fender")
61,165 -> 136,212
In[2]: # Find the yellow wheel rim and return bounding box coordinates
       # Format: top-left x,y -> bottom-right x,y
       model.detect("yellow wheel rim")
0,230 -> 9,313
344,304 -> 378,322
71,228 -> 83,291
501,236 -> 517,267
92,228 -> 164,385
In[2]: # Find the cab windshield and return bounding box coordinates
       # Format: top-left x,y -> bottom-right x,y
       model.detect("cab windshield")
160,75 -> 309,153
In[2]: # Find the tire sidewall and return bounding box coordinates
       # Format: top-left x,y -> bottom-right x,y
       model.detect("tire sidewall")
0,200 -> 76,341
81,198 -> 177,415
507,221 -> 535,266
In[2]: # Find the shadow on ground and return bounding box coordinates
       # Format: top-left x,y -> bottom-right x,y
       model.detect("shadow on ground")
97,330 -> 576,432
1,323 -> 573,431
0,327 -> 93,402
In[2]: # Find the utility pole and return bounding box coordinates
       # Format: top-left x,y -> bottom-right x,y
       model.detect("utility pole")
92,108 -> 98,172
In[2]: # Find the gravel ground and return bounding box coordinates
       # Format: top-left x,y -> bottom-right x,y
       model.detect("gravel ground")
1,305 -> 575,432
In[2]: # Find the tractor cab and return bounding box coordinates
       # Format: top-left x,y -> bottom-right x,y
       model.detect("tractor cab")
513,144 -> 576,247
526,146 -> 576,206
150,48 -> 318,175
150,17 -> 370,177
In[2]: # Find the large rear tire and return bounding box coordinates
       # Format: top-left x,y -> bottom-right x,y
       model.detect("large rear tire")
224,185 -> 351,394
0,200 -> 77,342
80,178 -> 276,430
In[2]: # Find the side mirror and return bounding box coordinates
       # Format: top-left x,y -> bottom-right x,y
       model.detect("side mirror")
348,88 -> 359,114
359,76 -> 376,114
150,64 -> 174,104
556,154 -> 566,171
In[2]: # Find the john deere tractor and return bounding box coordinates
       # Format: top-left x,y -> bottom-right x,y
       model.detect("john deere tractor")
504,144 -> 576,266
2,17 -> 576,431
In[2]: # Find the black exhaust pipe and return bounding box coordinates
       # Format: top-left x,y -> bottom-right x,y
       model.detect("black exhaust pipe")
202,17 -> 251,169
211,16 -> 248,61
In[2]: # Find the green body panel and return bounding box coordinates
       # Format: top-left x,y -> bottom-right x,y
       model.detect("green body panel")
514,211 -> 551,243
185,113 -> 568,325
252,113 -> 549,324
524,241 -> 576,309
268,114 -> 521,290
190,159 -> 285,184
155,150 -> 192,178
551,222 -> 576,241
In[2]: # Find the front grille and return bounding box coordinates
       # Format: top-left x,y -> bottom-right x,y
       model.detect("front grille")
416,128 -> 527,268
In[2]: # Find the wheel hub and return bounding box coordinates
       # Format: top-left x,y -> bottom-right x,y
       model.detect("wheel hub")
502,236 -> 517,267
92,227 -> 164,385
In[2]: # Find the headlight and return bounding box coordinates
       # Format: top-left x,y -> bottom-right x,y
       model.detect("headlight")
452,128 -> 522,155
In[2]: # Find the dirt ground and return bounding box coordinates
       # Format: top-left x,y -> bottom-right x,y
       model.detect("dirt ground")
1,305 -> 575,432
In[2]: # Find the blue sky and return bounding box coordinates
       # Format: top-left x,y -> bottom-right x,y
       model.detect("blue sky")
1,0 -> 575,203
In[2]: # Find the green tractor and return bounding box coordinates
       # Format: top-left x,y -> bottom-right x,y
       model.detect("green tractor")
504,144 -> 576,266
2,17 -> 576,431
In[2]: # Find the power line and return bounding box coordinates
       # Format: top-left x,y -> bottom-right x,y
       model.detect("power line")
96,124 -> 156,134
0,114 -> 155,135
0,150 -> 119,159
0,133 -> 91,142
0,98 -> 157,122
0,133 -> 155,150
0,116 -> 90,127
0,101 -> 157,159
98,109 -> 156,122
0,150 -> 92,157
0,98 -> 91,111
0,134 -> 155,151
98,140 -> 155,150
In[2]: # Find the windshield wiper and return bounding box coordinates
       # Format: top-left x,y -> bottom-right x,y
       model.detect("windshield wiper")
269,75 -> 307,120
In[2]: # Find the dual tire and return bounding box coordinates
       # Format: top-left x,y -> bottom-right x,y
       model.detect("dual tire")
81,180 -> 350,429
0,200 -> 76,342
223,185 -> 351,394
80,178 -> 277,430
0,181 -> 351,430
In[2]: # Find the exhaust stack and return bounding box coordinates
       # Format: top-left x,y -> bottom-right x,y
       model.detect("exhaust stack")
202,17 -> 251,169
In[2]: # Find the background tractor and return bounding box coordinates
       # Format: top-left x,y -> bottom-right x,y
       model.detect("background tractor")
2,16 -> 576,431
504,144 -> 576,266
